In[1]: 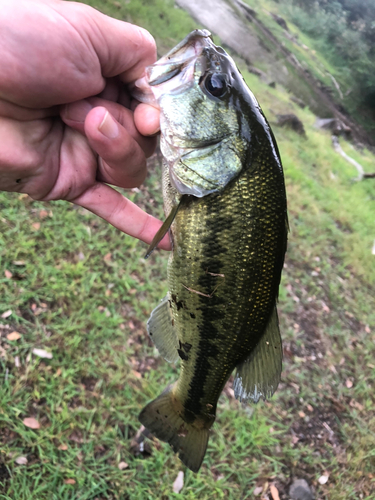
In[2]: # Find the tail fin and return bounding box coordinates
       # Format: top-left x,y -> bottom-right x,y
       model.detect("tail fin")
139,386 -> 209,472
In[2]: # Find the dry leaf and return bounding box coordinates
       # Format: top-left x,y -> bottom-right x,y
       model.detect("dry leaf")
23,417 -> 40,429
173,471 -> 184,494
345,379 -> 353,388
32,348 -> 53,359
118,461 -> 129,470
7,331 -> 21,341
64,479 -> 76,485
58,444 -> 68,450
103,252 -> 112,262
15,456 -> 28,465
39,210 -> 49,219
1,310 -> 12,319
254,486 -> 264,496
32,222 -> 41,230
4,270 -> 12,279
270,484 -> 280,500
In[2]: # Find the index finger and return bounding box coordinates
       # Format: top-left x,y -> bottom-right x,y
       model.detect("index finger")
72,181 -> 172,251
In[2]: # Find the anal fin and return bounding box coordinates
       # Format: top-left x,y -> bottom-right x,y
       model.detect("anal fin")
233,306 -> 282,403
147,295 -> 179,363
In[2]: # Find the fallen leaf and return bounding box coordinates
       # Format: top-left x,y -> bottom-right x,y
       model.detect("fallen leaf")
270,484 -> 280,500
23,417 -> 40,429
32,222 -> 40,230
64,479 -> 76,485
7,331 -> 21,341
15,456 -> 28,465
318,475 -> 329,485
58,443 -> 68,450
1,310 -> 12,319
103,252 -> 112,261
118,461 -> 129,470
307,404 -> 314,412
39,210 -> 49,219
55,368 -> 62,377
32,348 -> 53,359
254,486 -> 264,496
173,471 -> 184,494
4,270 -> 12,279
298,411 -> 306,418
132,370 -> 142,379
365,325 -> 371,334
345,379 -> 353,388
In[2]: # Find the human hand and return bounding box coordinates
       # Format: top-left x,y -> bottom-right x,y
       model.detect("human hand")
0,0 -> 169,249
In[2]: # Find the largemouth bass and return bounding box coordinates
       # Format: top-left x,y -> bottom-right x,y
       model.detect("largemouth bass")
134,30 -> 288,472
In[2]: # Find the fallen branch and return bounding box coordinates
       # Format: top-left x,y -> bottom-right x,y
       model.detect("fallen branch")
331,135 -> 375,181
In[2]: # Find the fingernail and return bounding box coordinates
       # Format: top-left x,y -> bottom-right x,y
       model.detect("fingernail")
99,111 -> 119,139
64,100 -> 93,122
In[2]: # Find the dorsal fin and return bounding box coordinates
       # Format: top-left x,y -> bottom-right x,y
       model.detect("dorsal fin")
233,306 -> 282,403
147,296 -> 179,363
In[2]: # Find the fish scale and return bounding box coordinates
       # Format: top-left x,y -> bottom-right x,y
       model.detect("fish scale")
166,155 -> 285,418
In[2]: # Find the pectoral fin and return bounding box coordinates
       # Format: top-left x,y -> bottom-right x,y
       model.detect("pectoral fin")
233,307 -> 282,403
144,201 -> 181,259
147,296 -> 179,363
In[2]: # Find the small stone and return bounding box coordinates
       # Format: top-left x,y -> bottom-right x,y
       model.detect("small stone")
118,461 -> 129,470
254,486 -> 263,496
289,478 -> 314,500
318,475 -> 329,485
15,456 -> 28,465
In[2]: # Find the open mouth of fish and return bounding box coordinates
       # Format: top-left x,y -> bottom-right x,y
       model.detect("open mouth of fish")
133,29 -> 214,105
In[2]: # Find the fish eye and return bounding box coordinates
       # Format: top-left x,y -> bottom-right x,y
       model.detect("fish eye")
203,73 -> 227,98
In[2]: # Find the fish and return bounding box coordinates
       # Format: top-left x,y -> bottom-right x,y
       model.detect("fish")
134,29 -> 288,473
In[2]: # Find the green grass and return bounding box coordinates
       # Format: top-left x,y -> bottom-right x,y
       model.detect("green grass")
1,1 -> 375,499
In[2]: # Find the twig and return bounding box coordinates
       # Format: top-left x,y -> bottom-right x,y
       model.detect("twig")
331,135 -> 365,181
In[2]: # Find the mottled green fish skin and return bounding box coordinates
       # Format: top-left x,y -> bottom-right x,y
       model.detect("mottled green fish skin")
163,110 -> 287,427
139,30 -> 288,471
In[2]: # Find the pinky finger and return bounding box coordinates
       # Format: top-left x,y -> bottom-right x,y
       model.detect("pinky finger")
72,181 -> 171,251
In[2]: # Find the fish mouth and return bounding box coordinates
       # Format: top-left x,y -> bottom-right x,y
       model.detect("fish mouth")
146,29 -> 212,86
132,30 -> 214,105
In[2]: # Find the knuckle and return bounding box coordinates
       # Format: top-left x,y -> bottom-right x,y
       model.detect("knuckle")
136,27 -> 156,59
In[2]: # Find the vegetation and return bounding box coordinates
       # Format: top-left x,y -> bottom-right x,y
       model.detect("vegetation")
275,0 -> 375,133
1,0 -> 374,499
